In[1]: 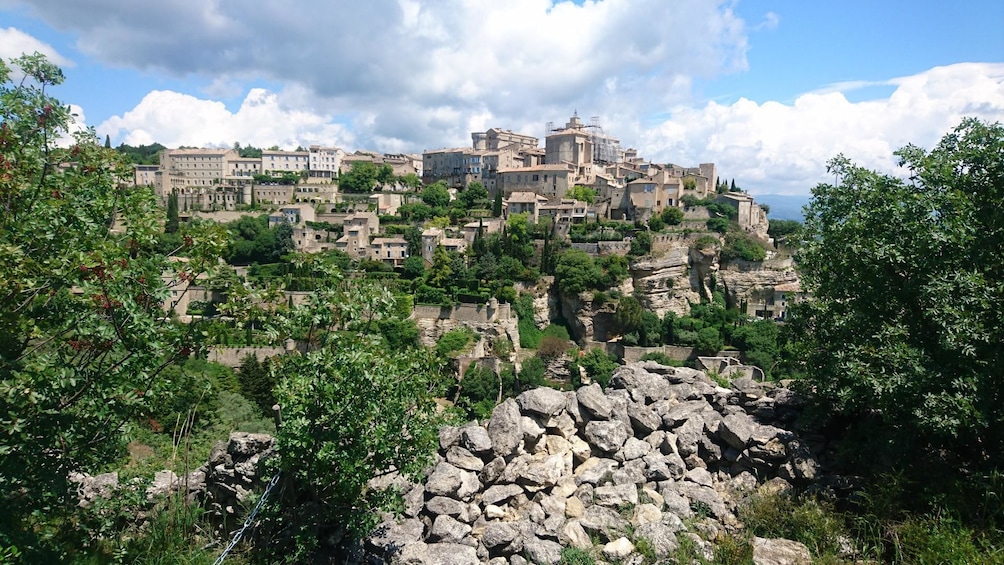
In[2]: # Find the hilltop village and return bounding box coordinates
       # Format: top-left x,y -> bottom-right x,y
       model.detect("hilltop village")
10,48 -> 1000,562
131,113 -> 801,381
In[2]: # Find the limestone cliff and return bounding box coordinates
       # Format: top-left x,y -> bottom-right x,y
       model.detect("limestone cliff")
560,291 -> 617,344
629,246 -> 702,318
412,301 -> 521,360
717,257 -> 799,313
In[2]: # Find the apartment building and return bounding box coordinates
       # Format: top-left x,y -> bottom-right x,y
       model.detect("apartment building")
307,146 -> 344,182
262,150 -> 309,174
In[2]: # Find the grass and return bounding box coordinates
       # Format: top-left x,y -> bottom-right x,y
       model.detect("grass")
559,546 -> 596,565
735,484 -> 1004,564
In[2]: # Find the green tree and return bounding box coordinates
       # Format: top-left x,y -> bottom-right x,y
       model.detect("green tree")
792,119 -> 1004,468
615,296 -> 644,336
707,217 -> 729,234
767,219 -> 803,245
103,134 -> 111,148
554,249 -> 602,294
339,161 -> 379,193
165,191 -> 180,234
237,354 -> 277,417
695,326 -> 724,355
421,181 -> 451,208
0,54 -> 229,558
661,206 -> 684,226
567,185 -> 596,204
267,336 -> 446,557
460,181 -> 488,209
731,320 -> 779,376
376,163 -> 395,184
492,190 -> 503,217
573,348 -> 619,388
629,229 -> 652,256
504,213 -> 535,262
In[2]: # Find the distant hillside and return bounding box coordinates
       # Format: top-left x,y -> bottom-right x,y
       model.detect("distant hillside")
755,194 -> 810,222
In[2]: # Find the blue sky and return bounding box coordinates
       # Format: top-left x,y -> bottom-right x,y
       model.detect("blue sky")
1,0 -> 1001,196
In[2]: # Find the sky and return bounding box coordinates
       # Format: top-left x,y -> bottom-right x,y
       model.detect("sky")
1,0 -> 1002,196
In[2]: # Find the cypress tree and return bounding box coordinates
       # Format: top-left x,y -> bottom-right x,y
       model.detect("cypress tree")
166,192 -> 180,233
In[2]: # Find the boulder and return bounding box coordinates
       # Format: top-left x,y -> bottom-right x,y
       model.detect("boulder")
752,537 -> 812,565
634,522 -> 679,557
460,425 -> 493,456
397,542 -> 480,565
517,388 -> 568,417
481,483 -> 524,506
446,446 -> 485,472
594,483 -> 639,507
603,537 -> 635,560
575,384 -> 612,419
426,462 -> 481,500
719,413 -> 755,450
481,522 -> 519,551
584,420 -> 630,453
430,514 -> 472,544
367,517 -> 424,556
487,398 -> 522,458
523,537 -> 563,565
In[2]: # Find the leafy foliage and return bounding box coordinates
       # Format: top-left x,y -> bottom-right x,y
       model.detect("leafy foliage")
0,53 -> 228,558
572,348 -> 619,388
792,119 -> 1004,470
721,231 -> 767,262
266,335 -> 447,556
566,185 -> 596,204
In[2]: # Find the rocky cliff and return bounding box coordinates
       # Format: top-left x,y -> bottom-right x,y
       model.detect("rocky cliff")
717,257 -> 799,312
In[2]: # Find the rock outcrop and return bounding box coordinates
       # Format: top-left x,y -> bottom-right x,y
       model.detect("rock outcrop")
630,246 -> 703,318
359,361 -> 822,564
717,256 -> 798,313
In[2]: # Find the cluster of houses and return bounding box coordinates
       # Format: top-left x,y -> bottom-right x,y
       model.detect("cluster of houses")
140,113 -> 793,320
136,113 -> 723,225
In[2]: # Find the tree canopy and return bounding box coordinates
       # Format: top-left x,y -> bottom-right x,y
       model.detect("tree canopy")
791,118 -> 1004,469
0,53 -> 229,557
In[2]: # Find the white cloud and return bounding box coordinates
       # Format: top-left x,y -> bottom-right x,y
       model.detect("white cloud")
12,0 -> 749,149
639,63 -> 1004,196
0,26 -> 72,66
97,88 -> 355,149
17,2 -> 1001,197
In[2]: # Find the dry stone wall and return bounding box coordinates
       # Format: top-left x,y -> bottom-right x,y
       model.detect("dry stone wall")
356,361 -> 825,564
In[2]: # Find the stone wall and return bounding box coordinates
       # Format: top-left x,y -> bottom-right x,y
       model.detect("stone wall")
412,301 -> 512,324
622,346 -> 741,364
357,361 -> 825,564
208,345 -> 290,367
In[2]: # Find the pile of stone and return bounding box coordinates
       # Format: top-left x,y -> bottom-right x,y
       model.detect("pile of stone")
363,361 -> 821,564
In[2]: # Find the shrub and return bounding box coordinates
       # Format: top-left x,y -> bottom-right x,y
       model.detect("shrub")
740,491 -> 848,557
722,232 -> 768,262
707,217 -> 729,234
661,206 -> 684,225
694,235 -> 720,250
574,348 -> 619,388
542,324 -> 571,340
539,336 -> 571,360
436,328 -> 475,357
559,546 -> 595,565
519,356 -> 546,389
